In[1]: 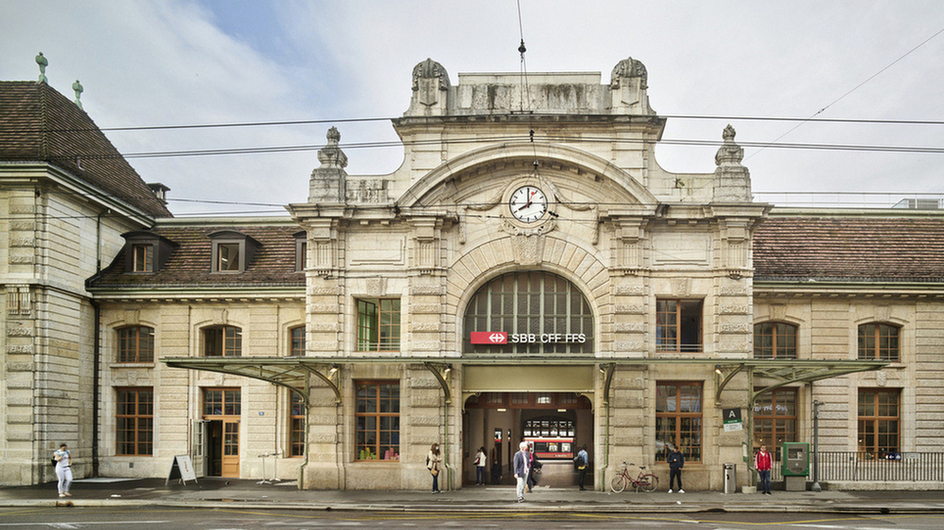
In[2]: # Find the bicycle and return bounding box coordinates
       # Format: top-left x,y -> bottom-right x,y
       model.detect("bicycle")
610,461 -> 658,493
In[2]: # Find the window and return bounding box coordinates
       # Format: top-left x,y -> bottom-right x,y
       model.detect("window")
657,299 -> 703,352
203,388 -> 241,416
204,326 -> 242,357
858,323 -> 900,362
116,387 -> 153,456
217,243 -> 240,271
116,326 -> 154,363
290,326 -> 305,356
131,244 -> 154,272
209,231 -> 261,273
295,232 -> 307,272
858,389 -> 900,457
355,381 -> 400,461
463,271 -> 594,355
753,388 -> 797,457
290,392 -> 306,457
754,322 -> 798,359
655,382 -> 702,462
357,299 -> 401,352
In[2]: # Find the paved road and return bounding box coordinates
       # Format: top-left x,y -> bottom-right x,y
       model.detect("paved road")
2,506 -> 944,529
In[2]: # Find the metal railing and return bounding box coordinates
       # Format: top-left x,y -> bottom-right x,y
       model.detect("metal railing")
816,452 -> 944,482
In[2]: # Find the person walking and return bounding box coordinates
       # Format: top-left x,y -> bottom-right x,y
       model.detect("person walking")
427,443 -> 442,493
53,443 -> 72,498
474,446 -> 487,485
512,441 -> 530,503
526,446 -> 540,492
576,445 -> 589,491
755,444 -> 772,495
667,445 -> 685,493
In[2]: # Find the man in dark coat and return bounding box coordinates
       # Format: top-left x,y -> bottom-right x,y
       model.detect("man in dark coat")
667,445 -> 685,493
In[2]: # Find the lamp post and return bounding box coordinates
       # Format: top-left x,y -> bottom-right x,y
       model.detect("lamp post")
811,400 -> 822,492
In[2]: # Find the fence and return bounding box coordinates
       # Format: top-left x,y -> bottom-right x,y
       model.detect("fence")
814,452 -> 944,482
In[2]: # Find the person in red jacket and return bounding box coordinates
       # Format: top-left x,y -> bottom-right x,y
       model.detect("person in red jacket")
755,445 -> 772,495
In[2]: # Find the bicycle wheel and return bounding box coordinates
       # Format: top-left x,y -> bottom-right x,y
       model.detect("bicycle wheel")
610,473 -> 627,493
638,474 -> 658,493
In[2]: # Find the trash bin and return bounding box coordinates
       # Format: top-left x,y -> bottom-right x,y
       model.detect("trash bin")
723,463 -> 737,494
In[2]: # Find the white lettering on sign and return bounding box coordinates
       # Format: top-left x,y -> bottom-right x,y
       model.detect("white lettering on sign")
508,333 -> 586,344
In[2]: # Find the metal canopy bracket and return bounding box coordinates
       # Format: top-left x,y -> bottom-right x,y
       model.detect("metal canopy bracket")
424,362 -> 453,404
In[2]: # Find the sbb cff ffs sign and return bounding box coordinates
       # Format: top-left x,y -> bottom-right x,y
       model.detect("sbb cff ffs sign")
470,332 -> 587,345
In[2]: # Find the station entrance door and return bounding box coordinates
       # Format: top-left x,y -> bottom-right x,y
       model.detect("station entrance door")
463,392 -> 592,486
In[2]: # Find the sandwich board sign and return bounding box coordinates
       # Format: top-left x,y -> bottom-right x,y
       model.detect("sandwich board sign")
723,408 -> 743,432
166,454 -> 197,485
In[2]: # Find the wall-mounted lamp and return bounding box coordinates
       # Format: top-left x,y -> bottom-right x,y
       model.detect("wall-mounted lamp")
329,364 -> 339,375
443,364 -> 452,374
714,365 -> 723,376
598,364 -> 607,374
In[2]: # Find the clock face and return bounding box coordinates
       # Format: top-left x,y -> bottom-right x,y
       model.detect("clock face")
509,186 -> 548,223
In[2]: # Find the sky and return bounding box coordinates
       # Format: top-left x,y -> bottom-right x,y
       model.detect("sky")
2,1 -> 943,216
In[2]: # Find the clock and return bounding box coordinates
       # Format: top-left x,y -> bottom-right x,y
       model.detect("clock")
509,185 -> 548,223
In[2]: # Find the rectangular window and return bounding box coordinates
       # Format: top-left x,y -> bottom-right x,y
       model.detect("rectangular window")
655,382 -> 702,462
357,299 -> 401,351
216,242 -> 241,272
858,389 -> 900,457
290,392 -> 306,457
657,299 -> 703,352
858,323 -> 900,362
131,244 -> 154,272
116,387 -> 153,456
203,388 -> 241,416
117,326 -> 154,363
754,322 -> 798,359
204,326 -> 242,357
355,380 -> 400,461
753,388 -> 797,458
296,238 -> 307,272
290,326 -> 305,356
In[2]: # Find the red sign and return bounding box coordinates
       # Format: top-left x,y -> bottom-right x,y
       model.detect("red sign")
470,331 -> 507,345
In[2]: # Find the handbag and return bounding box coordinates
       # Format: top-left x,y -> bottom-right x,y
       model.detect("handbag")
430,465 -> 440,476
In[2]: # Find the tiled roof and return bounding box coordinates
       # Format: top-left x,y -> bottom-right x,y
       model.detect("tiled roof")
0,81 -> 172,218
89,223 -> 305,289
753,215 -> 944,282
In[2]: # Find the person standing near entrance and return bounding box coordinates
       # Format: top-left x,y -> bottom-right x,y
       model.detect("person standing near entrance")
576,445 -> 589,491
755,445 -> 772,495
474,446 -> 487,485
427,443 -> 442,493
667,445 -> 685,493
512,441 -> 530,503
53,443 -> 72,498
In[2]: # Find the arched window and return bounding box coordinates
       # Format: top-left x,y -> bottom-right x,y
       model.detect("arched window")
203,325 -> 242,357
753,322 -> 798,359
463,271 -> 593,355
116,326 -> 154,363
858,323 -> 900,362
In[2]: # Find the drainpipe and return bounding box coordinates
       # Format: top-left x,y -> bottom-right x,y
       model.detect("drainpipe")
91,299 -> 100,477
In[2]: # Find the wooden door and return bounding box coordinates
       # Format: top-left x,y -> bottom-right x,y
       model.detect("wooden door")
221,419 -> 240,477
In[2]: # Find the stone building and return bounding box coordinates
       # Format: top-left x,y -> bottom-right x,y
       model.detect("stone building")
2,58 -> 942,491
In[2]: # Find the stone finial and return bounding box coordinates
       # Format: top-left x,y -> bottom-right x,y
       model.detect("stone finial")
713,124 -> 751,201
715,125 -> 744,167
36,52 -> 48,83
610,57 -> 647,88
317,127 -> 348,169
72,80 -> 84,110
309,127 -> 348,204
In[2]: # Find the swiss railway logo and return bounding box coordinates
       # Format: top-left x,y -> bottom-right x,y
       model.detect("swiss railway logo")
470,332 -> 507,344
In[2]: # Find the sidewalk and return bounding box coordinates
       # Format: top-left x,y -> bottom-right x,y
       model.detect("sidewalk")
2,478 -> 944,514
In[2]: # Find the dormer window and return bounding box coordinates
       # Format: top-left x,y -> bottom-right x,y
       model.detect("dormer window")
209,231 -> 261,273
121,231 -> 178,274
294,231 -> 307,272
132,244 -> 154,272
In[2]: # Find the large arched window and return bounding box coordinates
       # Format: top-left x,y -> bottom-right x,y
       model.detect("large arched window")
463,271 -> 593,355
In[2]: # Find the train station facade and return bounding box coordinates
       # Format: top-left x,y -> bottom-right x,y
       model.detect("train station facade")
1,58 -> 941,490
